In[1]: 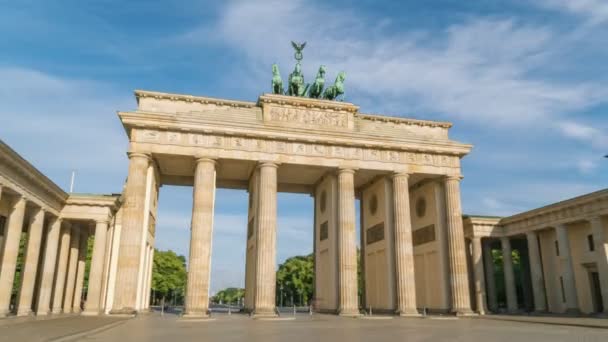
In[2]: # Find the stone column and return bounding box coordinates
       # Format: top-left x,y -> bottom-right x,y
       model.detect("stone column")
444,176 -> 473,315
590,216 -> 608,314
145,246 -> 155,310
63,226 -> 81,313
0,196 -> 27,317
392,172 -> 419,316
183,158 -> 216,318
83,220 -> 109,315
471,237 -> 487,315
501,237 -> 518,313
526,231 -> 547,312
111,152 -> 150,314
16,208 -> 46,316
555,224 -> 579,313
52,222 -> 72,314
483,241 -> 498,312
36,217 -> 62,315
337,168 -> 358,316
73,230 -> 89,313
253,162 -> 278,317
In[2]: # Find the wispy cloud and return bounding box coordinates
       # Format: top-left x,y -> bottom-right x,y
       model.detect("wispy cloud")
539,0 -> 608,25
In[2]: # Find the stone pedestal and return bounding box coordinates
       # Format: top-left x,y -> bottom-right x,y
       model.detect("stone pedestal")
111,153 -> 150,314
0,196 -> 27,317
337,168 -> 359,316
52,222 -> 72,314
253,162 -> 278,318
392,173 -> 419,316
184,158 -> 216,318
16,208 -> 46,316
526,231 -> 547,312
36,218 -> 62,315
83,220 -> 109,315
501,237 -> 518,313
63,226 -> 81,313
555,224 -> 579,313
471,237 -> 487,315
443,176 -> 473,315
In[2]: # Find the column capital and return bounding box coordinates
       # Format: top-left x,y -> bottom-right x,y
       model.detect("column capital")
392,171 -> 411,179
445,174 -> 463,182
588,216 -> 603,224
194,157 -> 217,166
257,161 -> 280,169
95,218 -> 110,225
127,152 -> 152,161
337,167 -> 357,175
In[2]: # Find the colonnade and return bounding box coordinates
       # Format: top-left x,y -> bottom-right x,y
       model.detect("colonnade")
123,154 -> 472,317
0,186 -> 118,317
471,216 -> 608,315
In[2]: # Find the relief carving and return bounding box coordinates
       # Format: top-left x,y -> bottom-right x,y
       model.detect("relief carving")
267,106 -> 349,128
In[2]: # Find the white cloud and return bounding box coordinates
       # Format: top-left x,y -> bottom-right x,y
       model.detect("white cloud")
0,67 -> 131,192
187,0 -> 606,133
557,121 -> 608,149
539,0 -> 608,25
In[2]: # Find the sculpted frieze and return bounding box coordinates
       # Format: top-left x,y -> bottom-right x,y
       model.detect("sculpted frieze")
265,106 -> 351,129
138,129 -> 459,168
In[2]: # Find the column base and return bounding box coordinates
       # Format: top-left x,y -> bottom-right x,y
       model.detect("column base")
181,313 -> 211,319
252,307 -> 277,319
16,309 -> 32,317
109,308 -> 137,316
454,308 -> 477,317
564,308 -> 581,316
81,310 -> 101,316
35,310 -> 50,316
338,309 -> 361,318
397,310 -> 422,318
51,308 -> 63,315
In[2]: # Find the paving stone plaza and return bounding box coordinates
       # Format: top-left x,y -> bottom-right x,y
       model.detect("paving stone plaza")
2,312 -> 608,342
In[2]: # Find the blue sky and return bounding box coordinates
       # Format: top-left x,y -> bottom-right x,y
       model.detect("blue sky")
1,0 -> 607,293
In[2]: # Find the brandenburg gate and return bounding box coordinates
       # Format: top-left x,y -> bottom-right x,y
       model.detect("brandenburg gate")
109,87 -> 473,317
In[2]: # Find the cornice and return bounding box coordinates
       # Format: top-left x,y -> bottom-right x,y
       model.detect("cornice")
66,193 -> 121,209
357,113 -> 452,128
119,111 -> 473,157
258,93 -> 359,113
0,140 -> 68,204
499,188 -> 608,226
135,90 -> 256,109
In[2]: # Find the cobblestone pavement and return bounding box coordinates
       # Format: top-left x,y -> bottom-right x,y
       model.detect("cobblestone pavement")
0,315 -> 126,342
87,313 -> 608,342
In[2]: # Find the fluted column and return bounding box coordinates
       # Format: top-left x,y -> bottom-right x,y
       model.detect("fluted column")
483,241 -> 498,312
52,222 -> 72,313
0,196 -> 27,317
555,224 -> 579,313
590,216 -> 608,314
526,231 -> 547,312
253,162 -> 278,317
471,237 -> 487,315
444,176 -> 473,315
63,226 -> 81,313
501,237 -> 518,312
184,158 -> 216,318
337,168 -> 358,316
392,172 -> 419,316
145,246 -> 155,309
36,217 -> 62,315
111,152 -> 150,314
83,220 -> 109,315
73,229 -> 89,313
16,208 -> 46,316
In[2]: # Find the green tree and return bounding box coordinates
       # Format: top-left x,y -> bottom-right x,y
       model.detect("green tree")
212,287 -> 244,304
151,249 -> 187,306
276,254 -> 314,306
